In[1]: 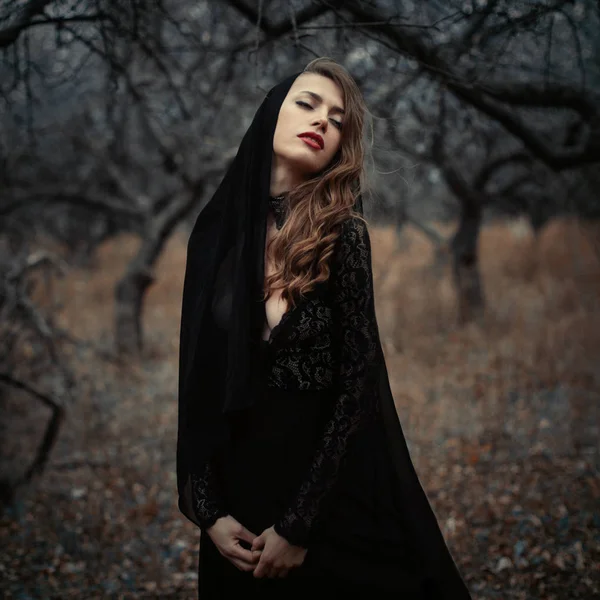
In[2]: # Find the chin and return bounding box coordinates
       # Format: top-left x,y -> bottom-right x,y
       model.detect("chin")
281,152 -> 329,178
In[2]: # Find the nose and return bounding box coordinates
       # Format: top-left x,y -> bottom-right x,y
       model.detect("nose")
311,113 -> 328,133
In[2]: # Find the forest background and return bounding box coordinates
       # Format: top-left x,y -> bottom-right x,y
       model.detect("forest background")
0,1 -> 599,598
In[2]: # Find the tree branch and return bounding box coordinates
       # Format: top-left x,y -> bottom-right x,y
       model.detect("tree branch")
342,0 -> 600,170
474,151 -> 533,191
0,0 -> 55,48
0,372 -> 62,412
0,189 -> 144,220
225,0 -> 343,38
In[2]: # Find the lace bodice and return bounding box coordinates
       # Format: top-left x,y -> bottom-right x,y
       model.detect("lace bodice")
191,217 -> 379,544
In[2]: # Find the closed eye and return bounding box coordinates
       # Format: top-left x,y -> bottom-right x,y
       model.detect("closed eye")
296,100 -> 343,130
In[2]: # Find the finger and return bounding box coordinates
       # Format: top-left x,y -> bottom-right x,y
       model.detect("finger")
268,565 -> 282,579
236,524 -> 257,545
251,534 -> 265,552
251,550 -> 262,563
265,559 -> 281,579
264,565 -> 275,579
253,556 -> 271,579
253,562 -> 265,578
228,557 -> 256,572
228,544 -> 256,565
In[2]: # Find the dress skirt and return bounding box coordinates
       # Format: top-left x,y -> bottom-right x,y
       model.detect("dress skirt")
197,341 -> 428,598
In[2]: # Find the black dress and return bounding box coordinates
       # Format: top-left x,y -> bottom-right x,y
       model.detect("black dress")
191,215 -> 447,598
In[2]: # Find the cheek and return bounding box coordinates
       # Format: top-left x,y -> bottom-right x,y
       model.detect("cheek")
324,136 -> 342,162
273,131 -> 291,157
273,109 -> 291,148
273,125 -> 284,151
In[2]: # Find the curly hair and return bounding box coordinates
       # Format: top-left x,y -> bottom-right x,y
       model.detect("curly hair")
263,57 -> 368,309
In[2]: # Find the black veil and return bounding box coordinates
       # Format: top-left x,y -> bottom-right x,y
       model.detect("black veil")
177,72 -> 302,526
176,71 -> 471,598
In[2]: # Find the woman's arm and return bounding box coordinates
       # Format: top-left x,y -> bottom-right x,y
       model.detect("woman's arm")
273,217 -> 379,547
193,462 -> 260,572
190,459 -> 229,531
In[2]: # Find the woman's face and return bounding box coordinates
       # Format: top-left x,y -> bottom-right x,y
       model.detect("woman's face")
273,73 -> 345,177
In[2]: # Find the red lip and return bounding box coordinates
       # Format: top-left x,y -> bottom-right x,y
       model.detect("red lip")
297,131 -> 324,150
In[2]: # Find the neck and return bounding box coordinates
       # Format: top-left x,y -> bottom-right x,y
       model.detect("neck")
270,153 -> 305,197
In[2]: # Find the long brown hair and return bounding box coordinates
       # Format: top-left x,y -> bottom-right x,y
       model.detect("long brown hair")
264,57 -> 367,308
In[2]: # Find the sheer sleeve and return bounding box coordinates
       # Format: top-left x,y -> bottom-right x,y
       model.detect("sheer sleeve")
274,217 -> 379,547
190,459 -> 229,531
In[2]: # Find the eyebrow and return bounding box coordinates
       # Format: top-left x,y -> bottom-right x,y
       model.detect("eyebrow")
299,91 -> 345,115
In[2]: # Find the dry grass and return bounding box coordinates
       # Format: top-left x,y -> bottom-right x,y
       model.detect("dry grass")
46,215 -> 600,466
369,216 -> 600,463
3,215 -> 599,598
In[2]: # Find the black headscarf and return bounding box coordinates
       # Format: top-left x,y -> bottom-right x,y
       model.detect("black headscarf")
177,70 -> 471,599
177,72 -> 302,525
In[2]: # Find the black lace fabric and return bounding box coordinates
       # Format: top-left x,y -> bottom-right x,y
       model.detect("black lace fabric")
268,194 -> 288,230
190,217 -> 378,543
190,461 -> 228,530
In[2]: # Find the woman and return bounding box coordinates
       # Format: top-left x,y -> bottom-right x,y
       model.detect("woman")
177,58 -> 472,599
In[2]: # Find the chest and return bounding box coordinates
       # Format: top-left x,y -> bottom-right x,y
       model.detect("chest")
262,219 -> 335,348
210,222 -> 339,391
263,237 -> 335,361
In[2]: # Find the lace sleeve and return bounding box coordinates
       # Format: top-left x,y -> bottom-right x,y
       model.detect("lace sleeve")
190,459 -> 229,531
274,217 -> 379,547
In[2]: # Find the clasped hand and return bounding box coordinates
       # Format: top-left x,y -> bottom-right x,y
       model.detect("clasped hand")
207,516 -> 306,578
251,525 -> 307,578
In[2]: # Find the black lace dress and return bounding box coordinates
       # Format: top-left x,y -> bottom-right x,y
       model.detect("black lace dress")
190,200 -> 426,598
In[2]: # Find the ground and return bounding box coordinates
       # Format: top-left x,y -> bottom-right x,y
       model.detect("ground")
1,216 -> 599,599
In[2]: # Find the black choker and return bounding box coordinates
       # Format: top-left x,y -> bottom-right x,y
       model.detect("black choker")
268,194 -> 288,230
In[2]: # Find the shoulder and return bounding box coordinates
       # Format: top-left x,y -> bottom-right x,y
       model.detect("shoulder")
331,216 -> 372,277
335,216 -> 372,255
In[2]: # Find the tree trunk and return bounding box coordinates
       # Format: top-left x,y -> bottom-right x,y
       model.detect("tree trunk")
0,373 -> 65,510
115,266 -> 154,356
114,187 -> 203,357
451,206 -> 484,325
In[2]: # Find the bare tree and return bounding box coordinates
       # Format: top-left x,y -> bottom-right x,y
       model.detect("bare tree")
2,1 -> 250,356
338,0 -> 600,170
0,251 -> 70,506
1,0 -> 599,505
